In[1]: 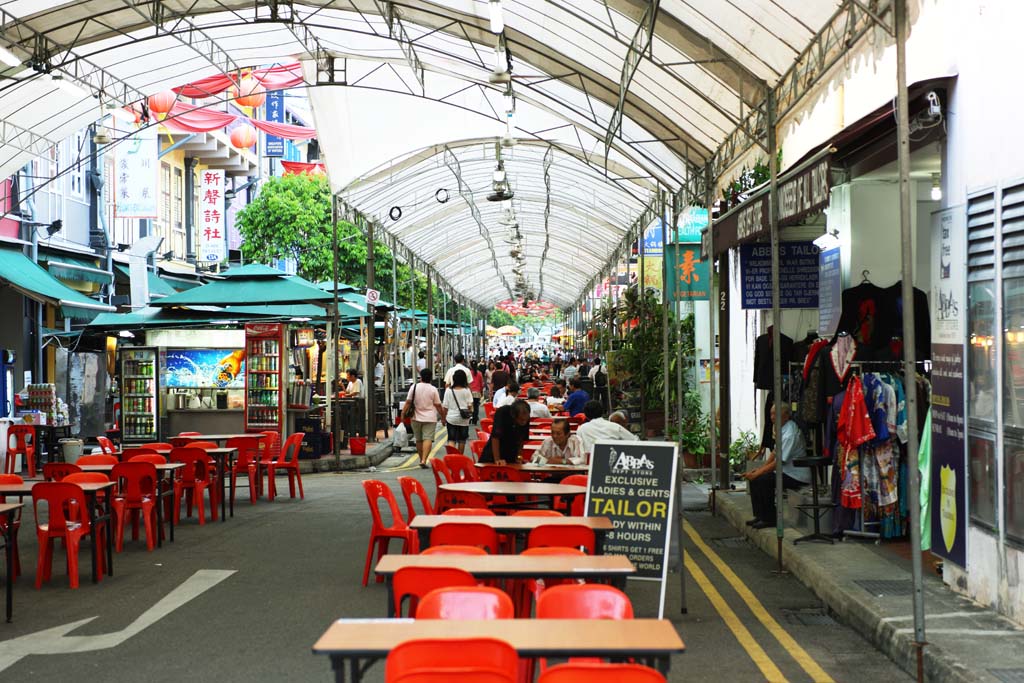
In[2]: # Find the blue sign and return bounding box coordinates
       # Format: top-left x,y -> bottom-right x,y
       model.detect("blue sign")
818,247 -> 842,335
676,206 -> 708,243
641,223 -> 665,256
739,241 -> 820,309
265,90 -> 284,157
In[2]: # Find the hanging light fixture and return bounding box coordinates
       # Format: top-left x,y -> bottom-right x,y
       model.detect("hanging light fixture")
51,74 -> 87,98
489,39 -> 510,84
0,45 -> 20,68
931,172 -> 942,201
812,228 -> 839,251
488,0 -> 504,33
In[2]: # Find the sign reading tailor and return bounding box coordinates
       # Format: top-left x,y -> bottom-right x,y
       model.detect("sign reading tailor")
586,440 -> 678,617
818,247 -> 842,336
264,90 -> 285,157
739,241 -> 820,309
198,170 -> 225,263
930,208 -> 967,566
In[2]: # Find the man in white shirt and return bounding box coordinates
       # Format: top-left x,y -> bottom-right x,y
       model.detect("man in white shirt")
416,351 -> 426,372
498,381 -> 519,407
562,358 -> 579,382
588,357 -> 604,380
526,387 -> 552,418
576,399 -> 638,455
444,353 -> 472,388
344,368 -> 364,398
743,403 -> 809,528
374,360 -> 384,386
532,418 -> 585,465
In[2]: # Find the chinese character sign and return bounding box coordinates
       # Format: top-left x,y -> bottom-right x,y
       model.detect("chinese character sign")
663,243 -> 710,301
640,222 -> 665,257
198,170 -> 225,263
264,90 -> 284,157
114,128 -> 158,218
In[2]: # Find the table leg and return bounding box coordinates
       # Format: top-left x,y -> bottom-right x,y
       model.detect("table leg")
219,455 -> 227,523
4,509 -> 12,622
87,495 -> 99,583
386,579 -> 395,618
654,656 -> 670,676
595,530 -> 605,555
611,576 -> 626,591
416,528 -> 429,551
229,455 -> 235,518
104,494 -> 113,577
330,656 -> 347,683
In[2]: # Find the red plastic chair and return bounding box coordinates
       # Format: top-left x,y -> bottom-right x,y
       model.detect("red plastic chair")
96,436 -> 117,456
415,586 -> 514,619
128,453 -> 167,464
512,509 -> 563,517
43,463 -> 82,482
32,481 -> 104,589
121,447 -> 159,461
398,476 -> 432,522
421,545 -> 487,556
484,404 -> 497,419
470,440 -> 486,458
555,474 -> 588,515
435,490 -> 489,514
168,437 -> 192,448
6,425 -> 36,478
537,584 -> 633,619
258,431 -> 282,489
444,454 -> 479,482
479,418 -> 494,433
443,507 -> 496,516
392,566 -> 478,617
141,442 -> 173,450
110,461 -> 158,552
265,432 -> 304,501
429,459 -> 453,510
385,637 -> 517,683
515,546 -> 588,615
362,480 -> 417,587
568,414 -> 586,424
63,472 -> 111,485
177,432 -> 202,437
188,440 -> 219,449
429,522 -> 499,554
170,447 -> 218,525
527,525 -> 596,554
76,454 -> 118,466
479,466 -> 531,482
225,436 -> 261,506
0,474 -> 23,578
538,663 -> 664,683
444,444 -> 464,455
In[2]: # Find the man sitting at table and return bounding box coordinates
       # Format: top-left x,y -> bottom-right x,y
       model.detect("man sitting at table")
576,400 -> 638,456
532,417 -> 585,465
343,369 -> 363,398
562,377 -> 589,417
526,387 -> 552,418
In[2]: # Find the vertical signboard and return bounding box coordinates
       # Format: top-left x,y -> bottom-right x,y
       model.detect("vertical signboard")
930,208 -> 967,566
114,128 -> 158,218
264,90 -> 285,157
664,243 -> 710,302
586,440 -> 678,617
818,247 -> 842,336
198,170 -> 225,264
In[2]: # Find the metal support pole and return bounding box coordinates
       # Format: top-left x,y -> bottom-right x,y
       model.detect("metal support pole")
426,268 -> 434,379
895,0 -> 926,676
392,240 -> 401,392
661,194 -> 670,433
640,224 -> 647,418
706,166 -> 719,514
410,262 -> 417,378
330,195 -> 340,465
365,218 -> 376,441
768,90 -> 786,574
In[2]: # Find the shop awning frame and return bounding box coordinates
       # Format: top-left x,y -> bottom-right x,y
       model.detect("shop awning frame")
0,247 -> 115,319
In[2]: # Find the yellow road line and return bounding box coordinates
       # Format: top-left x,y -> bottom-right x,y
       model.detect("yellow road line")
385,425 -> 449,471
685,551 -> 788,682
684,521 -> 835,683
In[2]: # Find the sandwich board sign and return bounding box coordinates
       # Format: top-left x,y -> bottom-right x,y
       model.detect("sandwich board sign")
585,440 -> 678,618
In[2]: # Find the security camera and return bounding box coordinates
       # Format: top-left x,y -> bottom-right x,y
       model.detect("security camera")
926,91 -> 941,118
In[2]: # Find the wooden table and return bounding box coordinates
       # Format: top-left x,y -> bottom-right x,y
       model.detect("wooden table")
375,554 -> 635,617
440,481 -> 586,510
0,481 -> 114,584
409,514 -> 612,553
174,433 -> 254,443
78,463 -> 185,547
478,460 -> 589,481
312,618 -> 685,683
0,502 -> 21,621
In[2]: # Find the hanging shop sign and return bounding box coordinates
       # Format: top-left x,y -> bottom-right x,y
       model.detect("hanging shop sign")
663,243 -> 710,302
818,247 -> 842,336
198,170 -> 226,264
709,154 -> 832,256
586,440 -> 678,618
264,90 -> 285,157
676,206 -> 708,244
738,241 -> 819,309
929,207 -> 967,567
114,127 -> 159,219
641,223 -> 664,257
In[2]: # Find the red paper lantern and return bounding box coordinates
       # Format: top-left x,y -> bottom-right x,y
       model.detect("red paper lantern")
230,124 -> 258,149
233,75 -> 266,108
147,91 -> 177,115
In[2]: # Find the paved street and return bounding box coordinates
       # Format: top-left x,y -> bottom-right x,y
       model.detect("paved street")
0,443 -> 909,682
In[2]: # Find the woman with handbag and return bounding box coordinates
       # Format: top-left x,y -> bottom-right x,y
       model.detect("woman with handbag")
469,362 -> 486,424
402,368 -> 447,468
442,369 -> 474,453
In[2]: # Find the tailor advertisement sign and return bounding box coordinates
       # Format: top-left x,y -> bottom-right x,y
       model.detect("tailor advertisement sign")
739,241 -> 819,309
930,207 -> 967,566
586,440 -> 678,618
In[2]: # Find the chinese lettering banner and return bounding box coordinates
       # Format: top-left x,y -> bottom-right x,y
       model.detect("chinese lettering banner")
198,170 -> 225,264
264,90 -> 285,157
114,128 -> 158,218
663,243 -> 710,301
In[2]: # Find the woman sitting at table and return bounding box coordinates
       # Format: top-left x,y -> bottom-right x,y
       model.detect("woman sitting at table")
532,417 -> 585,465
480,399 -> 531,465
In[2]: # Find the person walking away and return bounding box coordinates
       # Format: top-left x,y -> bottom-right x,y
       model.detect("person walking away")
743,403 -> 810,528
444,353 -> 472,388
563,377 -> 590,417
402,369 -> 447,468
416,351 -> 427,373
576,400 -> 638,458
481,399 -> 531,465
442,370 -> 473,453
532,417 -> 584,465
469,362 -> 486,424
491,368 -> 509,407
526,387 -> 552,418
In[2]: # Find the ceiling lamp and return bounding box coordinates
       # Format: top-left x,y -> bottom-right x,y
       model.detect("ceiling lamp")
51,74 -> 87,98
230,124 -> 258,149
0,45 -> 20,68
489,41 -> 510,84
148,90 -> 177,117
233,75 -> 267,108
812,228 -> 839,251
488,0 -> 504,33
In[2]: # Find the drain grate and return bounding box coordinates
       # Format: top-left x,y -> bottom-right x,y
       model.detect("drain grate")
710,536 -> 750,549
781,608 -> 837,627
989,670 -> 1024,683
854,579 -> 914,596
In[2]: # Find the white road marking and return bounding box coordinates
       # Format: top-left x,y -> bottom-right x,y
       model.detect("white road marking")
881,611 -> 990,622
0,569 -> 236,672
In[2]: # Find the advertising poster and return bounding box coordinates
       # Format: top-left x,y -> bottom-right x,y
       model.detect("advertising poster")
264,90 -> 285,157
663,243 -> 710,302
930,208 -> 967,566
818,247 -> 842,336
165,348 -> 246,389
642,256 -> 663,291
676,206 -> 708,243
738,241 -> 819,309
114,127 -> 158,218
199,170 -> 226,264
586,440 -> 678,617
641,223 -> 665,257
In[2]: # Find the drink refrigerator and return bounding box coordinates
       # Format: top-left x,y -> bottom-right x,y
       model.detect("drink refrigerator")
118,347 -> 159,442
244,323 -> 284,432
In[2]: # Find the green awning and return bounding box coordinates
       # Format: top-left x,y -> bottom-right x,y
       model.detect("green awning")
0,248 -> 114,319
114,265 -> 178,297
338,290 -> 397,311
151,264 -> 334,308
45,255 -> 113,285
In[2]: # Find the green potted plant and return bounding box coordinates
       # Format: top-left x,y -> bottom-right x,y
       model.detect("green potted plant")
728,430 -> 760,477
678,389 -> 709,469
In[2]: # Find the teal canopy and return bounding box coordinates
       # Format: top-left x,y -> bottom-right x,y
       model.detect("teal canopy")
0,247 -> 114,319
114,265 -> 178,297
151,264 -> 334,308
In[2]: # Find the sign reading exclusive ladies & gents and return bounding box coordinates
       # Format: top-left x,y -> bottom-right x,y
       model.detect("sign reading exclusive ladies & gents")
586,440 -> 678,617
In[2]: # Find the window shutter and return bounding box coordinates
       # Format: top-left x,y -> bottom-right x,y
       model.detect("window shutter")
967,190 -> 996,282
